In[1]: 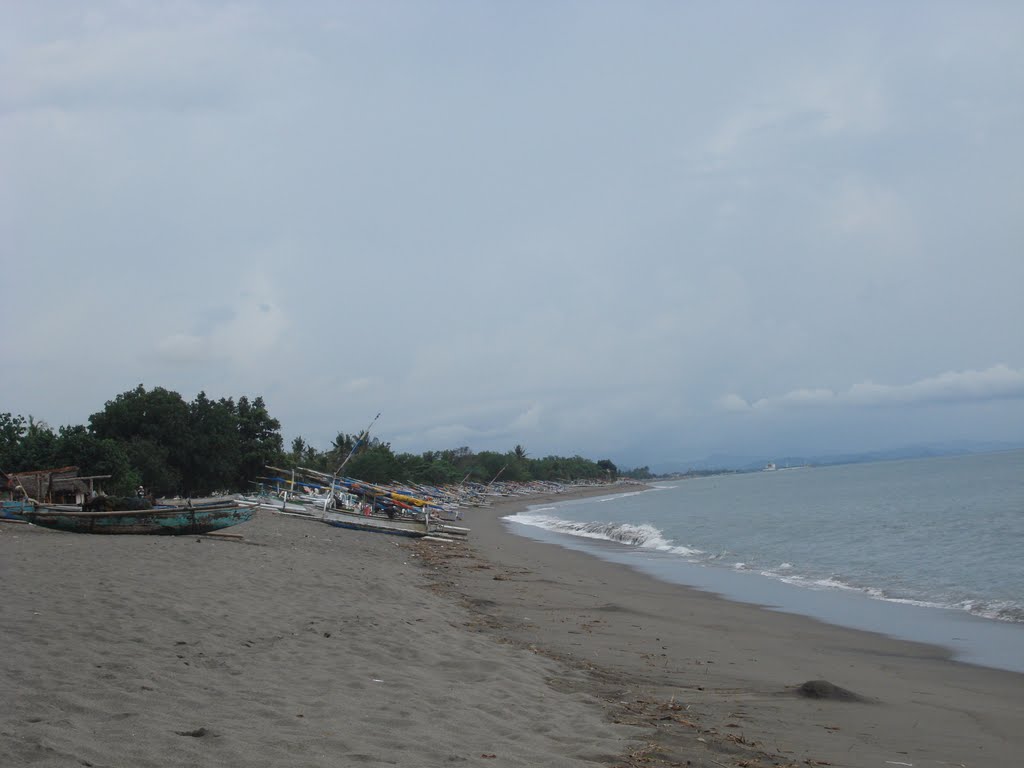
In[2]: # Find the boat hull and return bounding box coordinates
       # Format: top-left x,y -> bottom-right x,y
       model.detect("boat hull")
22,503 -> 254,535
1,500 -> 34,521
322,509 -> 429,537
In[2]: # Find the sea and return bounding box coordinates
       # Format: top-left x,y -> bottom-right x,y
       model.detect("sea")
504,450 -> 1024,673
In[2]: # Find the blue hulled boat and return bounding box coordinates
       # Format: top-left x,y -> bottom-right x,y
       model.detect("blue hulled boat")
21,501 -> 253,535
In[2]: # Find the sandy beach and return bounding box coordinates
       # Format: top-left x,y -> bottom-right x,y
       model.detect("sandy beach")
3,486 -> 1022,767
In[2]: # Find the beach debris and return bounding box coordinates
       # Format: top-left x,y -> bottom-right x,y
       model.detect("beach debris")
794,679 -> 867,702
175,727 -> 214,738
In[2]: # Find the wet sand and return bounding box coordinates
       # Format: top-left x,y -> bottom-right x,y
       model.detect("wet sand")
2,485 -> 1021,767
428,487 -> 1024,767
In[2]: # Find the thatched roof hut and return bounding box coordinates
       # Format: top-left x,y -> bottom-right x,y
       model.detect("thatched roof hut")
5,466 -> 111,504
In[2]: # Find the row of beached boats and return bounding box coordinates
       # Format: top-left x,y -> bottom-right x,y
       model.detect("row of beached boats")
237,468 -> 473,540
1,467 -> 477,540
2,471 -> 595,538
4,492 -> 468,540
4,431 -> 592,541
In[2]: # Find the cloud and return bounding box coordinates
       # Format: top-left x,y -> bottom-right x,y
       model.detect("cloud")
156,272 -> 288,367
715,394 -> 752,413
4,3 -> 1023,465
511,402 -> 544,429
706,62 -> 886,158
720,365 -> 1024,412
157,333 -> 214,364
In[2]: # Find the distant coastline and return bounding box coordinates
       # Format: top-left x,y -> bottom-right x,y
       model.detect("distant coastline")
649,440 -> 1024,477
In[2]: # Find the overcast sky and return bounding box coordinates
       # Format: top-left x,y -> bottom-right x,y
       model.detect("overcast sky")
3,1 -> 1023,468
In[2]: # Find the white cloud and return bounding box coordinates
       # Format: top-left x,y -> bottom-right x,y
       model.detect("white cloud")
719,365 -> 1024,412
706,61 -> 886,158
845,365 -> 1024,406
4,3 -> 1023,464
156,333 -> 213,364
510,403 -> 544,431
715,394 -> 751,413
155,272 -> 288,368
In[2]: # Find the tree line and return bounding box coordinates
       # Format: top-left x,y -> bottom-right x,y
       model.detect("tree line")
1,385 -> 650,497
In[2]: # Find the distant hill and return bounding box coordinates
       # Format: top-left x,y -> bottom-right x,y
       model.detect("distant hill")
649,440 -> 1024,475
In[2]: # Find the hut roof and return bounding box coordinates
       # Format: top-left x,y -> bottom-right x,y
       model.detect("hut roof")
5,467 -> 111,500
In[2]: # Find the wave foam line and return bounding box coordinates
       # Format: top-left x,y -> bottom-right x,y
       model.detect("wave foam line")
769,572 -> 1024,623
507,513 -> 703,556
594,490 -> 647,503
508,515 -> 1024,625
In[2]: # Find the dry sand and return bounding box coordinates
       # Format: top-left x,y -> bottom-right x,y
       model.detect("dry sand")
2,485 -> 1022,767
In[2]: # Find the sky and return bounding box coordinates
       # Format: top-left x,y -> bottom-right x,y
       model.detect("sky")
3,1 -> 1023,469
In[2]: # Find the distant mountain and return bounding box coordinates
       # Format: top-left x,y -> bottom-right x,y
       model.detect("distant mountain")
649,440 -> 1024,476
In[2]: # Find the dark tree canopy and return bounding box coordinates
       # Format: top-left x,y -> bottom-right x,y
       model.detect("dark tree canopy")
4,386 -> 628,495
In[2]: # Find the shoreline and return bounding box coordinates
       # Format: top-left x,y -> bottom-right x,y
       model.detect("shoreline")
3,483 -> 1021,767
411,484 -> 1024,767
497,483 -> 1024,675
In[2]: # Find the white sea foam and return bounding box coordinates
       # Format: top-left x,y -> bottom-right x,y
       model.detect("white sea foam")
767,571 -> 1024,622
957,599 -> 1024,623
510,509 -> 1024,625
513,451 -> 1024,637
595,490 -> 646,503
507,512 -> 702,556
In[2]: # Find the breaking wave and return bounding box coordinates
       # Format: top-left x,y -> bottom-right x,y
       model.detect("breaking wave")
767,571 -> 1024,623
593,490 -> 647,503
508,511 -> 1024,624
958,601 -> 1024,623
507,512 -> 703,557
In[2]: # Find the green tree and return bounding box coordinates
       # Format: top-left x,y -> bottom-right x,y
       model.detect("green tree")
16,417 -> 58,471
89,385 -> 191,491
0,413 -> 27,469
185,393 -> 239,495
623,465 -> 653,480
346,440 -> 401,484
234,396 -> 284,489
52,425 -> 139,494
124,438 -> 180,496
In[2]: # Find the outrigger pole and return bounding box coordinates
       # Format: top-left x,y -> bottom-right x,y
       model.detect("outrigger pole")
335,412 -> 382,477
485,464 -> 507,490
324,412 -> 381,518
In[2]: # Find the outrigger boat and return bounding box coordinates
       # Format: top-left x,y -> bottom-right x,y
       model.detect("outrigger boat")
322,504 -> 434,538
240,413 -> 470,540
21,500 -> 253,535
1,500 -> 33,521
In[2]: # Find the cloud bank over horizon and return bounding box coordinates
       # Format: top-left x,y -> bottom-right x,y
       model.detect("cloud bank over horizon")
719,365 -> 1024,413
2,2 -> 1022,466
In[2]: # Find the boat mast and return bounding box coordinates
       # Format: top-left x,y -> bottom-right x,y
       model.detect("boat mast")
485,464 -> 507,490
325,412 -> 381,517
335,412 -> 381,477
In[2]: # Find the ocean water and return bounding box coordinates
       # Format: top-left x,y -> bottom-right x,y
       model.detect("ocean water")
504,450 -> 1024,673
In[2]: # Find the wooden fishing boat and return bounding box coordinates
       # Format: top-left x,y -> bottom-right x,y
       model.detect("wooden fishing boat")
322,506 -> 432,537
1,500 -> 33,521
21,501 -> 254,535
